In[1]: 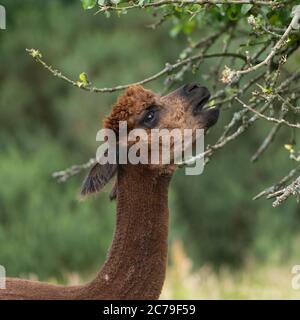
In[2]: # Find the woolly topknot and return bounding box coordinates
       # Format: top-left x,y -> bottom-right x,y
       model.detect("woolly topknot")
103,85 -> 156,133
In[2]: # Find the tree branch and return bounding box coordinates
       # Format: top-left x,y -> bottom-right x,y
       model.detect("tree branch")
253,164 -> 300,200
271,175 -> 300,207
235,97 -> 300,129
96,0 -> 284,14
52,158 -> 96,182
26,48 -> 246,93
222,6 -> 299,83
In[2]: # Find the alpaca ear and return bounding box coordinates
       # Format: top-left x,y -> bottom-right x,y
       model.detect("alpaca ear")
80,162 -> 117,197
109,179 -> 117,201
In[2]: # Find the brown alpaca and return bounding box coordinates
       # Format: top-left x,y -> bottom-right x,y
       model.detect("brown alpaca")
0,84 -> 219,300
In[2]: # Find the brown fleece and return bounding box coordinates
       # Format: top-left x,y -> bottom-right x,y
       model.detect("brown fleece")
0,85 -> 170,300
0,164 -> 170,299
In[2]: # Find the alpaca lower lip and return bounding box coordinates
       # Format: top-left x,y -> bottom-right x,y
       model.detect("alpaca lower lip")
203,107 -> 220,128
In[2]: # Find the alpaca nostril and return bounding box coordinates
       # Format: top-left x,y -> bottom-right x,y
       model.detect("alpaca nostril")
188,84 -> 200,92
184,83 -> 201,94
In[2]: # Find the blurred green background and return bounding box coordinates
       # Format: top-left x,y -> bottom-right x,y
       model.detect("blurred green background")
0,0 -> 299,298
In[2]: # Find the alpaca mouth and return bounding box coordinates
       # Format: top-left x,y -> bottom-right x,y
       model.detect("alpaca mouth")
192,94 -> 211,115
183,85 -> 219,129
201,107 -> 220,129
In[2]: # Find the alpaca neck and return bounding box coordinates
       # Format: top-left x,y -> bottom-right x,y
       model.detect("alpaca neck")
87,164 -> 172,299
0,165 -> 172,300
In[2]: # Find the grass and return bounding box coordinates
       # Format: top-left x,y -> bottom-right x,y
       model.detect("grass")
160,240 -> 300,300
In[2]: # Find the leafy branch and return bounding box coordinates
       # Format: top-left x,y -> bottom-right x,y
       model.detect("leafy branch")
26,48 -> 246,93
94,0 -> 284,14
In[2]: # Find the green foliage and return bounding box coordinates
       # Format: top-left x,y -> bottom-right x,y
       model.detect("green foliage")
89,1 -> 295,38
0,140 -> 116,279
81,0 -> 97,10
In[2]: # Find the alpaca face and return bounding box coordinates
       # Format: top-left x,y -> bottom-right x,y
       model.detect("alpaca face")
104,84 -> 219,167
81,84 -> 219,197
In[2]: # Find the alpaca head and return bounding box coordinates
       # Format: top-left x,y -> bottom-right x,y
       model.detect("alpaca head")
81,84 -> 219,197
103,84 -> 219,134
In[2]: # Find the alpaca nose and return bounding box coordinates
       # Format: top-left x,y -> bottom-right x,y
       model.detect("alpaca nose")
183,83 -> 211,100
184,83 -> 201,94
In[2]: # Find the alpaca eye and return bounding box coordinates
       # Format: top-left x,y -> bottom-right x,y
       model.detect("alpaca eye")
145,111 -> 155,122
142,108 -> 158,128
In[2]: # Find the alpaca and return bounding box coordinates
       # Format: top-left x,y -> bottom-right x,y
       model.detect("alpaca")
0,83 -> 219,300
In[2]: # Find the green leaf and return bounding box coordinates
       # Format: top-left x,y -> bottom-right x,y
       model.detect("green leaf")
79,72 -> 90,86
241,4 -> 253,15
183,20 -> 196,35
226,5 -> 240,21
81,0 -> 96,10
170,23 -> 182,38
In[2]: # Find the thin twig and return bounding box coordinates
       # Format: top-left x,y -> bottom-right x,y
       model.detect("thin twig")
52,158 -> 96,182
271,175 -> 300,207
276,94 -> 300,114
26,48 -> 246,93
250,120 -> 283,162
253,164 -> 300,200
236,97 -> 300,128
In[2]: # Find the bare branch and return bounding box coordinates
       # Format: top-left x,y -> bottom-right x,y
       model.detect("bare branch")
250,120 -> 282,162
236,97 -> 300,129
52,158 -> 96,182
276,94 -> 300,114
271,175 -> 300,207
26,48 -> 246,93
253,164 -> 300,200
